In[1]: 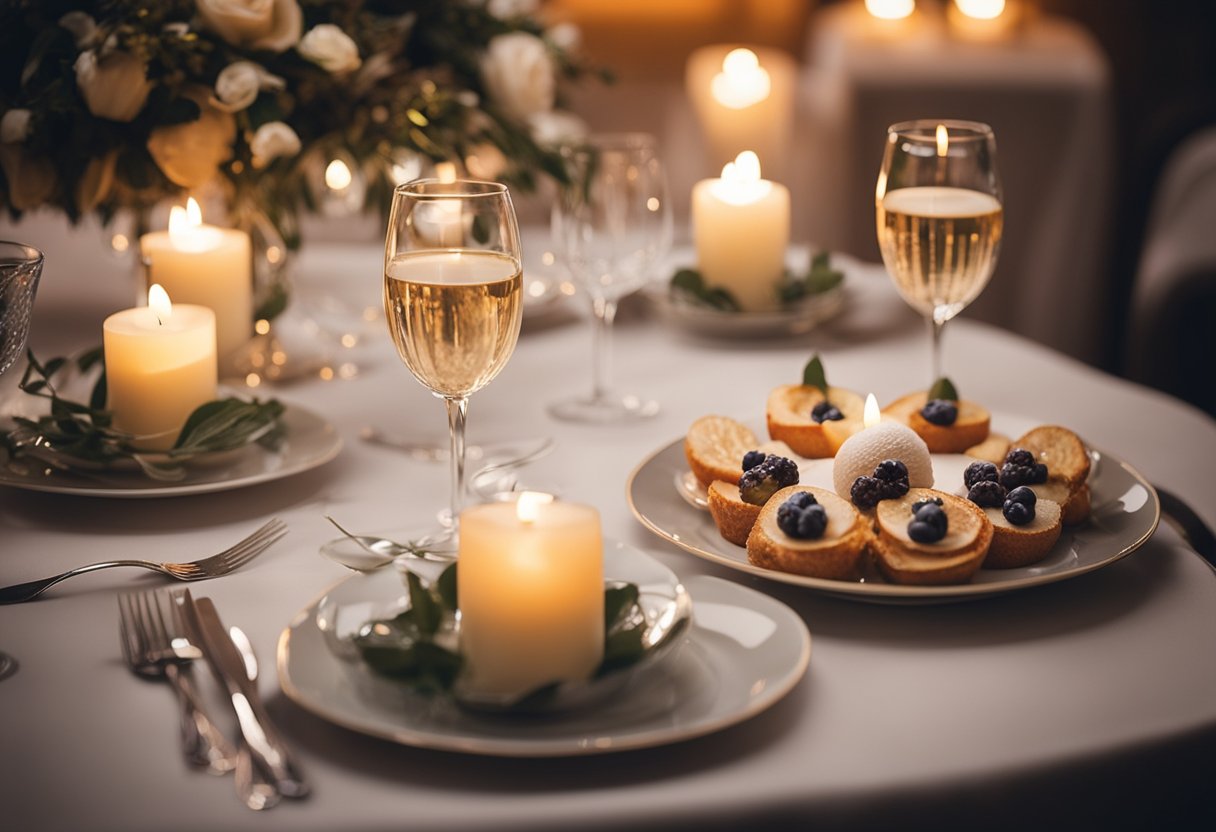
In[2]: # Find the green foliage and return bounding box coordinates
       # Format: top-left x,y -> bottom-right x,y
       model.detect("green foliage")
802,354 -> 829,395
670,268 -> 741,312
671,252 -> 845,313
928,377 -> 959,401
778,251 -> 845,305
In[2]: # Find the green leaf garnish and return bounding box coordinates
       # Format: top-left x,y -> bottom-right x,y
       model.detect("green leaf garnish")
778,251 -> 845,304
802,353 -> 829,396
669,268 -> 741,312
928,377 -> 959,401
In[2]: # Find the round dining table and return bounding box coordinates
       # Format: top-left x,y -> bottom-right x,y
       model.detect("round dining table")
1,237 -> 1214,831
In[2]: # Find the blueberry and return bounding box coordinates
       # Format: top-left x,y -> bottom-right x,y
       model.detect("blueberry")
874,459 -> 909,483
964,461 -> 1000,489
908,519 -> 946,543
911,497 -> 944,513
913,502 -> 949,536
738,455 -> 800,505
967,480 -> 1007,508
742,450 -> 766,471
784,490 -> 818,509
1003,500 -> 1034,526
921,399 -> 958,426
1030,462 -> 1049,484
850,476 -> 885,509
1005,486 -> 1037,507
776,496 -> 828,539
811,401 -> 844,423
1005,448 -> 1036,468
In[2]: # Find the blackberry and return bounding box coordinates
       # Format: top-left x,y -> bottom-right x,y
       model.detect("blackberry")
777,496 -> 828,539
921,399 -> 958,426
911,497 -> 944,514
742,450 -> 766,471
850,475 -> 885,509
811,401 -> 844,423
1005,486 -> 1037,507
1005,448 -> 1037,468
1000,460 -> 1048,489
783,490 -> 818,510
879,478 -> 910,500
874,459 -> 909,483
1003,499 -> 1034,526
963,461 -> 1000,489
967,480 -> 1007,508
738,455 -> 799,505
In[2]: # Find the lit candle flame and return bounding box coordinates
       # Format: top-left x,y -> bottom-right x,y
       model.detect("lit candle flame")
713,150 -> 772,206
710,48 -> 772,110
936,124 -> 949,157
325,159 -> 352,190
168,197 -> 203,245
148,283 -> 172,326
516,491 -> 555,523
866,0 -> 916,21
863,393 -> 881,428
955,0 -> 1006,20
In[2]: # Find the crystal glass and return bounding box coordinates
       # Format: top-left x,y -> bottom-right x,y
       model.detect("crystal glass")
550,133 -> 673,422
383,180 -> 524,547
0,241 -> 44,376
876,120 -> 1003,382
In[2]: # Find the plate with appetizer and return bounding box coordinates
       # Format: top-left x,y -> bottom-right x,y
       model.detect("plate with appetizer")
627,356 -> 1160,603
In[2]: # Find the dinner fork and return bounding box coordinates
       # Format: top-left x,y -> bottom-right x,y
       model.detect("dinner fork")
0,519 -> 287,604
118,589 -> 238,774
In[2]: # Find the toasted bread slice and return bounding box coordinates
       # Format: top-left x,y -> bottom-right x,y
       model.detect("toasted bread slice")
1014,426 -> 1090,488
707,480 -> 764,546
982,499 -> 1062,568
965,432 -> 1011,465
872,488 -> 993,585
1028,479 -> 1090,526
766,385 -> 865,458
747,485 -> 871,580
883,392 -> 991,454
685,416 -> 758,487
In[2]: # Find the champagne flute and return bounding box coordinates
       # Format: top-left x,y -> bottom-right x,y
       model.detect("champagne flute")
550,133 -> 673,423
383,180 -> 524,546
876,120 -> 1003,382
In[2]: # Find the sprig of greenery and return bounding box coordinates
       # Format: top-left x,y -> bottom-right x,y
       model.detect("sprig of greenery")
778,251 -> 845,305
928,377 -> 959,401
802,353 -> 829,396
670,252 -> 845,313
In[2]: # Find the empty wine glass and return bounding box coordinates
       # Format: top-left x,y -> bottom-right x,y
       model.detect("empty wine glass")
875,120 -> 1003,383
550,133 -> 673,422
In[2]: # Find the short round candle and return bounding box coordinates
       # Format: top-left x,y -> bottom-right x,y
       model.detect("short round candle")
457,494 -> 605,700
103,285 -> 217,451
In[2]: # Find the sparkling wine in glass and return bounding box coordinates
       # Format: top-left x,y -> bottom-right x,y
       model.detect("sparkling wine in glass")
876,120 -> 1003,382
383,181 -> 523,547
550,133 -> 673,423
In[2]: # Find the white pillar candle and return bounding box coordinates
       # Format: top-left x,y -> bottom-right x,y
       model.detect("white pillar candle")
103,284 -> 218,451
692,151 -> 791,312
140,198 -> 252,368
457,493 -> 605,700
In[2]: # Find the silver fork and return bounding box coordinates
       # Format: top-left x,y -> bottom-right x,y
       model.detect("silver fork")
0,519 -> 287,604
118,589 -> 238,774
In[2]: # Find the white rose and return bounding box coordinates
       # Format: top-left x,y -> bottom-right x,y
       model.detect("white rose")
546,22 -> 581,53
528,110 -> 587,148
480,32 -> 555,122
0,109 -> 32,144
250,121 -> 301,167
74,50 -> 152,122
147,89 -> 237,188
213,61 -> 285,113
0,146 -> 56,212
486,0 -> 540,19
58,11 -> 98,48
297,24 -> 361,74
196,0 -> 302,52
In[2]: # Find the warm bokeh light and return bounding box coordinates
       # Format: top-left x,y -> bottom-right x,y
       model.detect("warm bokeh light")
325,159 -> 353,190
955,0 -> 1005,20
713,150 -> 772,205
710,47 -> 771,109
865,0 -> 915,21
936,124 -> 949,157
516,491 -> 555,523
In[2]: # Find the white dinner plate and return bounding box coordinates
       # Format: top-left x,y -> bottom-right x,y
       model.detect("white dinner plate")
647,282 -> 846,339
0,403 -> 341,498
277,544 -> 811,757
627,418 -> 1160,604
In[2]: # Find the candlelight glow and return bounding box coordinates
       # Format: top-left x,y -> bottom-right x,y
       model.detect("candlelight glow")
955,0 -> 1005,20
936,124 -> 949,157
712,150 -> 772,206
435,161 -> 458,183
148,283 -> 172,325
865,0 -> 915,21
324,159 -> 352,190
516,491 -> 555,523
167,197 -> 221,252
863,393 -> 881,428
710,48 -> 771,110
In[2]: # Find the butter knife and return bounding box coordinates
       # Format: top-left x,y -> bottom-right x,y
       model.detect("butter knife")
180,591 -> 309,799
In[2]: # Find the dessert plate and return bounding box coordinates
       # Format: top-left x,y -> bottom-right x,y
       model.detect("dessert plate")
0,403 -> 341,498
278,544 -> 811,757
627,422 -> 1160,604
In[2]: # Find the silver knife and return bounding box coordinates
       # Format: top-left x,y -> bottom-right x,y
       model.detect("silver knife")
180,591 -> 309,799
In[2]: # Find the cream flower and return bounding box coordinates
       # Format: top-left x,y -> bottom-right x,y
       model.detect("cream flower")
487,0 -> 540,19
480,32 -> 555,122
74,50 -> 152,122
146,89 -> 237,188
76,150 -> 118,213
0,109 -> 32,144
196,0 -> 302,52
528,110 -> 587,148
213,61 -> 285,113
546,22 -> 581,53
297,24 -> 361,73
0,146 -> 56,212
250,121 -> 301,167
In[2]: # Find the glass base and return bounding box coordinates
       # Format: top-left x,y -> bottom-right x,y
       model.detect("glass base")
233,304 -> 359,386
0,651 -> 17,682
548,393 -> 660,424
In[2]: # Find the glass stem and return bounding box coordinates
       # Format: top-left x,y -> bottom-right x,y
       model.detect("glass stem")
590,296 -> 618,404
444,395 -> 469,533
929,316 -> 946,383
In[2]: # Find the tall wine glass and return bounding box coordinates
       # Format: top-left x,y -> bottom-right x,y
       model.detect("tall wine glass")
876,120 -> 1003,383
383,180 -> 524,547
550,133 -> 673,422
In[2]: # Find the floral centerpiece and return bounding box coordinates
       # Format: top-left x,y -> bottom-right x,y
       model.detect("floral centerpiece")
0,0 -> 597,254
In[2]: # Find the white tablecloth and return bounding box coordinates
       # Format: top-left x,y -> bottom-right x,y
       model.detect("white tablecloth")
2,239 -> 1215,830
